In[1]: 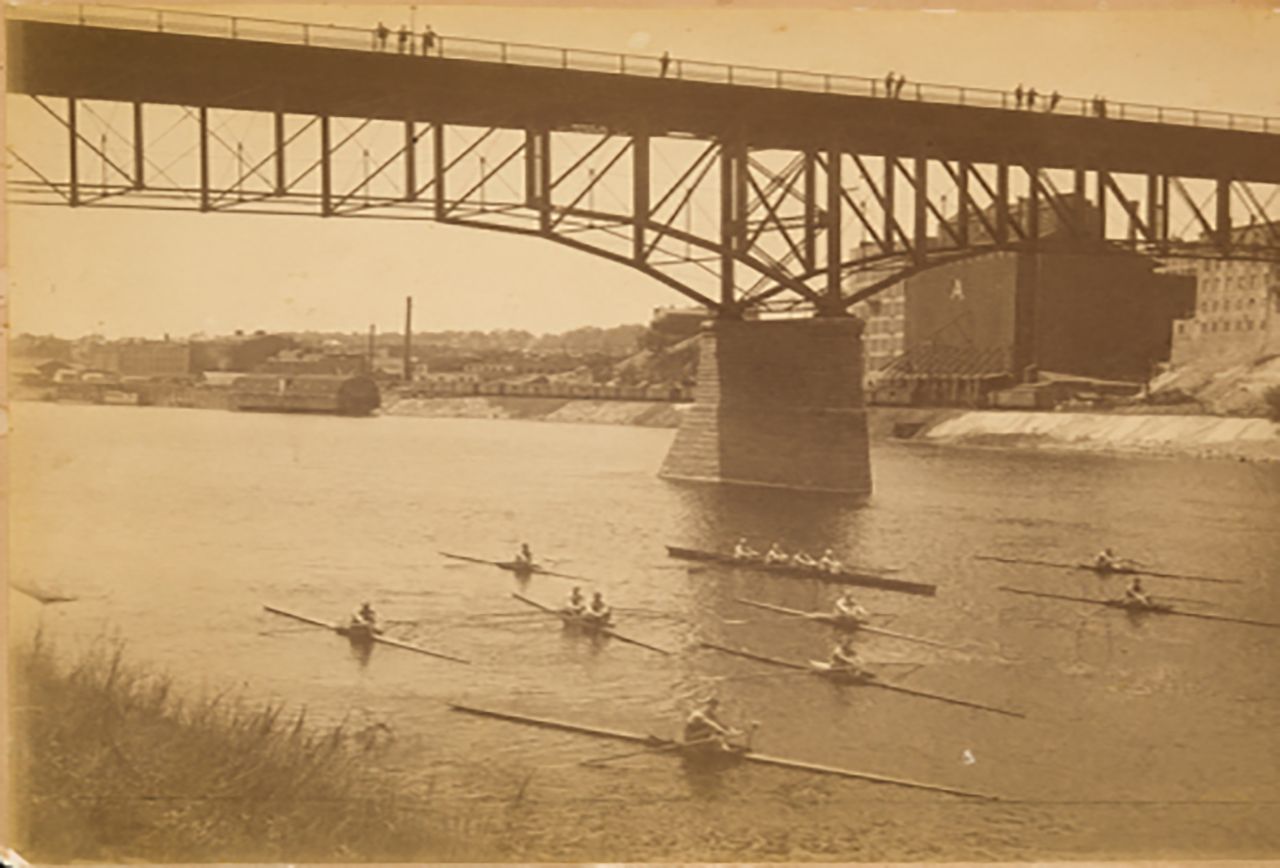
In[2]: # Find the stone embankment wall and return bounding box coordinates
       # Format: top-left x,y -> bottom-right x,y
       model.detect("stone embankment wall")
921,411 -> 1280,461
384,396 -> 1278,462
384,396 -> 683,427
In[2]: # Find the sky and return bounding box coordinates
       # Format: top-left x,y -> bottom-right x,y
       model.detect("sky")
6,1 -> 1280,339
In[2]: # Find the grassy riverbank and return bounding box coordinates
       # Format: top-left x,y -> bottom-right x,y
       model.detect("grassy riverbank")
10,636 -> 498,863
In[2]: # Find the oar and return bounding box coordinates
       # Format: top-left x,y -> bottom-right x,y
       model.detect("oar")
582,735 -> 709,766
529,567 -> 598,583
599,627 -> 674,656
466,611 -> 551,619
857,623 -> 963,650
1156,595 -> 1218,608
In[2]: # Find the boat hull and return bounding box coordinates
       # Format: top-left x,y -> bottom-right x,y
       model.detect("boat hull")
667,546 -> 936,596
808,660 -> 878,684
1104,599 -> 1174,614
337,623 -> 383,643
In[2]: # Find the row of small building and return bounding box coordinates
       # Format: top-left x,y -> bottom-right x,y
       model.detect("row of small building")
13,330 -> 678,415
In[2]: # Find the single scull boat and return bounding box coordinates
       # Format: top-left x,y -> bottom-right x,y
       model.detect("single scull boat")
699,642 -> 1024,718
263,605 -> 471,664
449,701 -> 996,799
975,555 -> 1241,586
735,597 -> 958,650
996,587 -> 1280,630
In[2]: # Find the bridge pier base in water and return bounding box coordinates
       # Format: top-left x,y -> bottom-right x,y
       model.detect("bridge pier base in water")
660,317 -> 872,496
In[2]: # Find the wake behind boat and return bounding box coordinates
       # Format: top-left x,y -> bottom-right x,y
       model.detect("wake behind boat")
668,545 -> 937,597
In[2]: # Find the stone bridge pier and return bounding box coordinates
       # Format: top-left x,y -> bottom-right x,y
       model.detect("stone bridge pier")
660,316 -> 872,496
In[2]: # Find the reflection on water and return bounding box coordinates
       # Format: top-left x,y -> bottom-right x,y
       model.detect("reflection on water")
10,402 -> 1280,860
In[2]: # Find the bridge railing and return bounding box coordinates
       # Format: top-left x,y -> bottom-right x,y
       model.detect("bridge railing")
13,3 -> 1276,135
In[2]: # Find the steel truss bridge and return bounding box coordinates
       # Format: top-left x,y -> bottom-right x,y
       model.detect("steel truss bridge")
7,5 -> 1280,316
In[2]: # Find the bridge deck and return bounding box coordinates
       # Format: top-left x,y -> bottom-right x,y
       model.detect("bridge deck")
7,17 -> 1280,183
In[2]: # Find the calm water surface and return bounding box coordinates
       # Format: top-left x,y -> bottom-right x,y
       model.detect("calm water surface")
10,402 -> 1280,860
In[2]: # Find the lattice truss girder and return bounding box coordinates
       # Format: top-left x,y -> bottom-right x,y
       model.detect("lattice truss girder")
8,95 -> 1280,313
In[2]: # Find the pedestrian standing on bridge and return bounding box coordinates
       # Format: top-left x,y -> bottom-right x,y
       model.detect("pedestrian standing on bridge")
1014,84 -> 1024,109
1027,87 -> 1038,110
374,22 -> 389,50
1047,90 -> 1061,112
659,50 -> 671,78
885,71 -> 896,97
894,75 -> 908,98
422,25 -> 437,56
397,25 -> 409,53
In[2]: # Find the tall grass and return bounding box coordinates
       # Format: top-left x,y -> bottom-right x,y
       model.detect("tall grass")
10,635 -> 500,863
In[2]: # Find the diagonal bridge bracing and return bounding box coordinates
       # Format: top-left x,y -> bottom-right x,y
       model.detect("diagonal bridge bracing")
7,11 -> 1280,315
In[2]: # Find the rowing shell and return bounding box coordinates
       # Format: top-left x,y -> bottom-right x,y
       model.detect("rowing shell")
735,598 -> 958,650
996,587 -> 1280,630
440,551 -> 595,583
667,546 -> 936,597
510,593 -> 672,656
975,554 -> 1242,586
449,701 -> 996,799
699,642 -> 1025,719
262,605 -> 472,664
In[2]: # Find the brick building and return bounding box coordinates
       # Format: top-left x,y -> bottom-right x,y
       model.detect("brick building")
1169,222 -> 1280,364
86,340 -> 192,377
852,194 -> 1194,402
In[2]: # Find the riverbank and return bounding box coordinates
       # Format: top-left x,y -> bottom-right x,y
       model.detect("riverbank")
10,637 -> 499,863
384,394 -> 684,427
382,396 -> 1278,461
919,410 -> 1280,462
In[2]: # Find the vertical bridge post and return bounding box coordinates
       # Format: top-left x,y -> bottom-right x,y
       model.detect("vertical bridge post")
273,111 -> 286,196
68,96 -> 79,207
132,101 -> 144,190
198,106 -> 210,212
633,131 -> 649,263
320,114 -> 332,216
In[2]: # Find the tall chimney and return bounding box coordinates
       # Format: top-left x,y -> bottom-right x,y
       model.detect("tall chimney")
367,323 -> 376,375
403,296 -> 414,381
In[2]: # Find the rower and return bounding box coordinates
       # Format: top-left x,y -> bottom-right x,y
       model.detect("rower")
818,548 -> 843,574
351,601 -> 379,631
834,590 -> 870,622
764,542 -> 789,565
564,586 -> 586,616
791,550 -> 818,569
683,697 -> 740,750
515,543 -> 535,567
585,591 -> 612,625
732,537 -> 759,560
1095,547 -> 1121,572
1123,576 -> 1154,609
829,636 -> 870,677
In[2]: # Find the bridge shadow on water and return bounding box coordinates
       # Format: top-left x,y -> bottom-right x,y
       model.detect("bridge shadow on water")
665,480 -> 872,556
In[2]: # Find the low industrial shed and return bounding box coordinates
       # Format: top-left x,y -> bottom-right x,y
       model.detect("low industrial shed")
231,374 -> 381,416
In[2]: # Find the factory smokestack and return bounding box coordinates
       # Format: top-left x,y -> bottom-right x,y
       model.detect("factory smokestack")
403,296 -> 413,381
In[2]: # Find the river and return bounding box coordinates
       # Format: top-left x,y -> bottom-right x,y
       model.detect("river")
10,401 -> 1280,860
